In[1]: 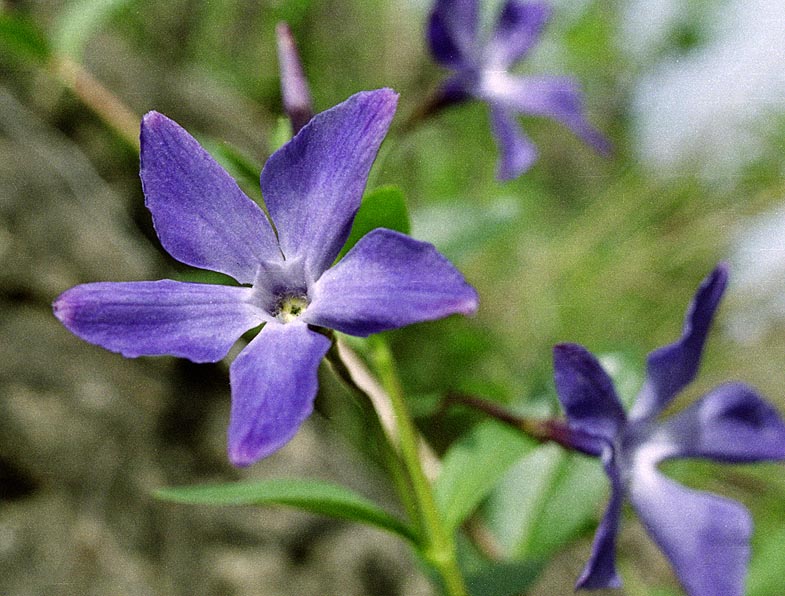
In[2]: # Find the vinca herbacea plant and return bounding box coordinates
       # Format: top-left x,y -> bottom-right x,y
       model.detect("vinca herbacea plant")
426,0 -> 610,179
553,264 -> 785,596
11,0 -> 780,593
53,89 -> 479,466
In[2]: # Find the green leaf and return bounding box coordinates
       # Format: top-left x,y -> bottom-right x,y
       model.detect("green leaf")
270,116 -> 293,152
0,13 -> 51,65
338,185 -> 411,260
53,0 -> 132,59
200,138 -> 264,206
485,443 -> 606,560
435,420 -> 536,532
466,559 -> 544,596
155,478 -> 418,544
748,525 -> 785,596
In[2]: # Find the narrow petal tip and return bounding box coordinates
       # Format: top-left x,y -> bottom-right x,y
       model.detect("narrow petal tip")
140,110 -> 168,131
276,22 -> 314,135
575,570 -> 622,591
52,290 -> 74,328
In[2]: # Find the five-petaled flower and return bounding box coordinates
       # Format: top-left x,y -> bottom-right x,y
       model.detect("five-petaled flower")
53,89 -> 479,467
552,263 -> 785,596
427,0 -> 610,180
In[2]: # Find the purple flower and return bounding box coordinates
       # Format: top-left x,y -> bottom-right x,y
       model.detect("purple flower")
53,89 -> 479,466
552,263 -> 785,596
427,0 -> 610,180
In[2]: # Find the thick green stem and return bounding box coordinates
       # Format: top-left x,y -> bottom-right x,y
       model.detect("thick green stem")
368,336 -> 467,596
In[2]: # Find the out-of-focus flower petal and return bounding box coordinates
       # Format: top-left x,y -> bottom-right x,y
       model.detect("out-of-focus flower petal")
629,468 -> 751,596
576,447 -> 623,590
553,343 -> 626,442
304,228 -> 479,336
485,74 -> 611,155
427,0 -> 480,69
632,263 -> 729,420
486,0 -> 551,69
227,323 -> 331,466
140,112 -> 280,285
53,281 -> 267,363
658,382 -> 785,463
261,89 -> 397,282
276,22 -> 313,135
489,105 -> 538,180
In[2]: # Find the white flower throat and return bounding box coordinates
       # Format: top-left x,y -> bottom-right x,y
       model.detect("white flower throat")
275,295 -> 309,323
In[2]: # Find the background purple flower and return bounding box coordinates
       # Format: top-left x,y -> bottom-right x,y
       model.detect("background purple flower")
53,89 -> 479,467
552,263 -> 785,596
427,0 -> 610,180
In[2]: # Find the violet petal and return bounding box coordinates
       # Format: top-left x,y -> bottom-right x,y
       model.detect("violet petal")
632,263 -> 729,421
553,343 -> 626,442
261,89 -> 397,282
227,322 -> 331,466
659,382 -> 785,463
427,0 -> 480,69
303,228 -> 479,337
489,105 -> 538,180
53,280 -> 267,363
140,112 -> 280,285
629,469 -> 751,596
576,446 -> 623,590
486,0 -> 551,69
485,74 -> 611,155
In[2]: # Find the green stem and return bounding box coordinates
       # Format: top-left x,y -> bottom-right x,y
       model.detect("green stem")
323,338 -> 420,527
368,336 -> 467,596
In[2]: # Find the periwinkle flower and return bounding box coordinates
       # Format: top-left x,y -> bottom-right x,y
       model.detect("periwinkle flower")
53,89 -> 479,466
427,0 -> 610,180
552,263 -> 785,596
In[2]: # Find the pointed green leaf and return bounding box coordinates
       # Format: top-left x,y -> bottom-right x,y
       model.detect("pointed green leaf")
435,420 -> 536,532
270,115 -> 294,152
338,185 -> 411,260
155,478 -> 418,544
0,14 -> 51,65
485,443 -> 606,559
199,139 -> 263,193
199,138 -> 265,208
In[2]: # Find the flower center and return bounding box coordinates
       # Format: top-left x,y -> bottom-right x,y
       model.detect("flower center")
274,295 -> 309,323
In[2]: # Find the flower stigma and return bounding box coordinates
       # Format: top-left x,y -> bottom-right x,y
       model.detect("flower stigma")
275,295 -> 309,323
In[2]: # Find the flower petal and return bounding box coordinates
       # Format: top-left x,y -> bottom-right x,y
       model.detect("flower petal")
427,0 -> 480,69
658,382 -> 785,463
629,469 -> 751,596
576,447 -> 623,590
261,90 -> 397,281
227,323 -> 331,466
53,280 -> 267,362
486,1 -> 551,69
553,343 -> 626,442
631,263 -> 729,421
483,74 -> 611,155
303,228 -> 479,336
489,105 -> 538,180
140,112 -> 280,284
